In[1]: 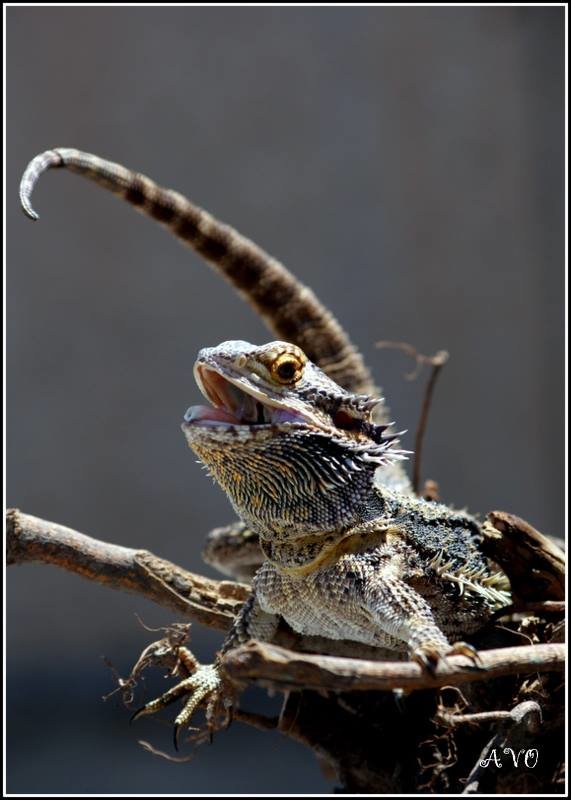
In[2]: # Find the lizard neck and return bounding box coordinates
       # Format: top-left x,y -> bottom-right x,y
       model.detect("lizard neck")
218,436 -> 388,542
230,460 -> 392,548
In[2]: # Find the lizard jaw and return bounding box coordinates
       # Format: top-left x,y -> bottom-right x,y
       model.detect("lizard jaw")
183,363 -> 308,431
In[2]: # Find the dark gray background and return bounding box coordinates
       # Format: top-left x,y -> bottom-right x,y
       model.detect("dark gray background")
7,6 -> 564,794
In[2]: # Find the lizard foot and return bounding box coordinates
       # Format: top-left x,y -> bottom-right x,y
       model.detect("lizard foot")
131,649 -> 233,749
411,640 -> 483,675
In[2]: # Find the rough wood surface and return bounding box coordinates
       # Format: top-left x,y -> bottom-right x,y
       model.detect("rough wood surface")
222,640 -> 565,692
483,510 -> 565,601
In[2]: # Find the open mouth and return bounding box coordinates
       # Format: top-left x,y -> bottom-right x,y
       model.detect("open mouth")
184,364 -> 306,429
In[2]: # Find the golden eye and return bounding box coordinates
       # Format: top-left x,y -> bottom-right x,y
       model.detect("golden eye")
271,353 -> 304,385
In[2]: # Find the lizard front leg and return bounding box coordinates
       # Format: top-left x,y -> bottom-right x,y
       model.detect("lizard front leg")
360,564 -> 480,671
131,591 -> 278,747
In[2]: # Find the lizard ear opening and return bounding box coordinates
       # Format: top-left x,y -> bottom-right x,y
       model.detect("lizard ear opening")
331,408 -> 402,449
333,398 -> 407,450
333,409 -> 364,433
331,394 -> 384,433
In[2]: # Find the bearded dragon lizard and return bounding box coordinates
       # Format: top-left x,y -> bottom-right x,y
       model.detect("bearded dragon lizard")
19,148 -> 512,744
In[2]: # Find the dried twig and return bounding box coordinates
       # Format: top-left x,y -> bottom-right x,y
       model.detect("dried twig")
376,340 -> 449,493
436,700 -> 542,729
137,739 -> 196,763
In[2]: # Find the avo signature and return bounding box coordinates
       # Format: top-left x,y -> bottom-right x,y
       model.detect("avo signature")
480,749 -> 539,769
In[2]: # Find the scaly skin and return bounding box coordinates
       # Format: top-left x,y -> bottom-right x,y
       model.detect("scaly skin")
136,339 -> 511,738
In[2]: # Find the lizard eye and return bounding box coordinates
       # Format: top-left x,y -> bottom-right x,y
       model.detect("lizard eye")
271,353 -> 305,385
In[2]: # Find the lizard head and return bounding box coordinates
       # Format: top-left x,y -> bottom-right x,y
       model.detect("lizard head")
182,340 -> 408,537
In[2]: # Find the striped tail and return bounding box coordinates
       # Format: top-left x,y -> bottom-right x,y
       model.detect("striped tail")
20,148 -> 379,398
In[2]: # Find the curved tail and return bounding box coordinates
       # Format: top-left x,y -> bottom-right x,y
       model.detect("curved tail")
20,148 -> 377,397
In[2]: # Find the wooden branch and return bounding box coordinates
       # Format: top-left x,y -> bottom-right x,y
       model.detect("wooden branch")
6,508 -> 248,631
482,510 -> 566,601
223,640 -> 565,693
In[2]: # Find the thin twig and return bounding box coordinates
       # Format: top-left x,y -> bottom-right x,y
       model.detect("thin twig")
376,341 -> 449,493
437,701 -> 542,729
137,739 -> 196,763
412,350 -> 449,494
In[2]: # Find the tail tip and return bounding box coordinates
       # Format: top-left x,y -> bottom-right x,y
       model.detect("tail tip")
22,206 -> 39,221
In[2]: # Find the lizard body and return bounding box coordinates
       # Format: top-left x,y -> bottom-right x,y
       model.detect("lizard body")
19,149 -> 511,741
184,340 -> 510,663
126,338 -> 510,739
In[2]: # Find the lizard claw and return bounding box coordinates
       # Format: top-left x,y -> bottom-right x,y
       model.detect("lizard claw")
173,722 -> 183,752
446,640 -> 484,670
411,639 -> 483,675
411,641 -> 444,675
129,706 -> 148,725
131,661 -> 232,749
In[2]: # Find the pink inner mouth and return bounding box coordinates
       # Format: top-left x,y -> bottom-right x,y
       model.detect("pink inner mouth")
184,365 -> 303,429
184,404 -> 241,426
